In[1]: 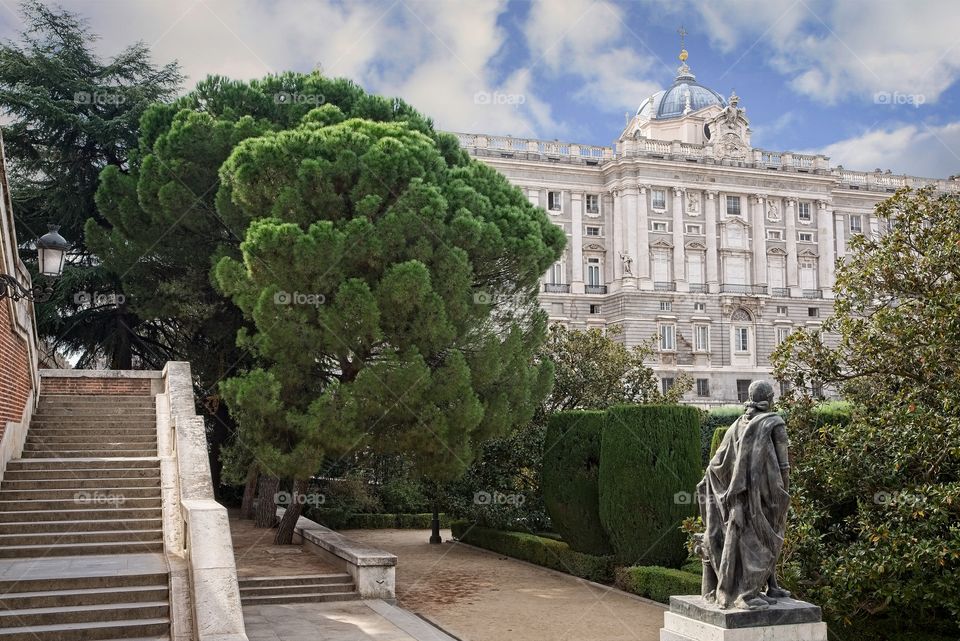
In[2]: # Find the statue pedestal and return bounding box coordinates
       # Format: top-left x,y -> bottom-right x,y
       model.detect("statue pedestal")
661,596 -> 827,641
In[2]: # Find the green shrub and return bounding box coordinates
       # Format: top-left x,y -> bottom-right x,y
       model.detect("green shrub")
708,426 -> 728,459
599,405 -> 701,567
614,566 -> 701,604
307,508 -> 450,529
680,560 -> 703,575
451,521 -> 614,583
699,405 -> 741,465
542,411 -> 611,555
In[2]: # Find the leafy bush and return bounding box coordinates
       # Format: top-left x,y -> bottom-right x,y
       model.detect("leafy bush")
708,426 -> 728,459
614,566 -> 701,604
451,521 -> 613,582
307,508 -> 450,529
699,405 -> 742,465
542,411 -> 611,555
599,405 -> 701,567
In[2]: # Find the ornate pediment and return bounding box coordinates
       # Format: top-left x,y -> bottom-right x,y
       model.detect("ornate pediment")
651,239 -> 674,249
798,247 -> 819,257
583,243 -> 606,253
685,241 -> 707,251
722,217 -> 749,229
766,246 -> 787,255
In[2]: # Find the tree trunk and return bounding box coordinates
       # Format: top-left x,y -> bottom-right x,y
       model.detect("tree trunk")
240,467 -> 258,520
275,478 -> 308,545
254,474 -> 280,528
429,502 -> 442,544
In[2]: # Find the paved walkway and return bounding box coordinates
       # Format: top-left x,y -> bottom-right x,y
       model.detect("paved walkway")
230,511 -> 340,577
342,528 -> 666,641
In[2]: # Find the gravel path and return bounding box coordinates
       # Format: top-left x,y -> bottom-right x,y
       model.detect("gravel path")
342,528 -> 665,641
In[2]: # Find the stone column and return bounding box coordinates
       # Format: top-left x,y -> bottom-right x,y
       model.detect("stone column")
751,194 -> 767,287
835,212 -> 847,259
785,198 -> 799,295
571,192 -> 584,294
623,185 -> 639,290
705,190 -> 719,293
672,186 -> 686,291
612,188 -> 623,283
637,184 -> 652,290
818,200 -> 835,294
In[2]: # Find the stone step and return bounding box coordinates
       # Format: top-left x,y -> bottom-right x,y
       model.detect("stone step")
238,573 -> 353,587
26,429 -> 156,437
22,450 -> 157,459
0,540 -> 164,558
238,581 -> 354,597
0,507 -> 161,523
3,468 -> 160,481
26,433 -> 157,442
0,600 -> 168,628
38,396 -> 155,405
29,420 -> 156,427
0,618 -> 169,641
239,591 -> 358,606
0,518 -> 162,535
32,412 -> 156,420
22,446 -> 157,455
0,487 -> 159,500
7,458 -> 159,470
0,529 -> 163,547
1,478 -> 160,491
0,572 -> 167,595
0,585 -> 168,610
0,497 -> 161,511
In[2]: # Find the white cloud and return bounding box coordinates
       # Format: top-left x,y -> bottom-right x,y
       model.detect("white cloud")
811,121 -> 960,178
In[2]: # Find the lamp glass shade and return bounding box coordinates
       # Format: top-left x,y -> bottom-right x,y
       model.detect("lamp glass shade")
35,225 -> 70,278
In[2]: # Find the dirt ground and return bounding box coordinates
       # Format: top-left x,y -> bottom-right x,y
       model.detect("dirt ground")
229,511 -> 340,577
342,528 -> 665,641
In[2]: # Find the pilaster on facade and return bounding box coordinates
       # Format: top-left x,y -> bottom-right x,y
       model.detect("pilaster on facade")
784,198 -> 799,294
704,190 -> 720,293
571,191 -> 584,294
751,194 -> 767,287
637,184 -> 652,289
671,186 -> 686,291
817,199 -> 835,296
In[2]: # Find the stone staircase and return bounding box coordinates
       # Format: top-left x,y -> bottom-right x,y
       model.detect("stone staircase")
0,393 -> 171,640
238,573 -> 359,606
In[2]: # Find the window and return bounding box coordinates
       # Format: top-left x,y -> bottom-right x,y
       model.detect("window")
652,250 -> 671,283
811,381 -> 824,399
776,327 -> 791,345
766,229 -> 783,240
798,202 -> 811,222
737,379 -> 752,402
550,262 -> 563,284
661,377 -> 675,395
696,378 -> 710,397
776,305 -> 788,316
651,189 -> 666,209
726,195 -> 741,216
694,325 -> 710,352
586,225 -> 601,236
589,304 -> 601,315
585,194 -> 599,214
735,327 -> 750,352
551,302 -> 564,316
808,307 -> 819,318
694,302 -> 706,312
687,253 -> 704,286
725,255 -> 747,284
798,232 -> 813,242
659,301 -> 672,312
586,258 -> 601,287
659,323 -> 676,351
799,259 -> 817,290
767,256 -> 785,290
726,224 -> 744,248
685,223 -> 703,234
651,221 -> 668,232
548,191 -> 562,211
850,214 -> 862,233
779,380 -> 792,397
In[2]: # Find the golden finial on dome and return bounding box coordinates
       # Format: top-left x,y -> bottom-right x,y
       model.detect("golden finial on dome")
679,49 -> 688,62
678,25 -> 688,61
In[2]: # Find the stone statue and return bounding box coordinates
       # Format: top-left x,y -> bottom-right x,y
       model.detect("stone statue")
696,380 -> 792,610
620,252 -> 634,275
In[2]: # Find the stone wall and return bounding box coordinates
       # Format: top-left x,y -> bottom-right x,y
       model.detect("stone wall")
0,302 -> 31,433
40,376 -> 151,396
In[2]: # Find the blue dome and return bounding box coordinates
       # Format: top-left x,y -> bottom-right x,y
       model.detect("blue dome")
636,64 -> 727,120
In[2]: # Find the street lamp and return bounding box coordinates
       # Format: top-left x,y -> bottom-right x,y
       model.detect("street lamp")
0,224 -> 70,302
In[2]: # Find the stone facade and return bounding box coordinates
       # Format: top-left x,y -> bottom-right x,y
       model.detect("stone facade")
452,53 -> 960,405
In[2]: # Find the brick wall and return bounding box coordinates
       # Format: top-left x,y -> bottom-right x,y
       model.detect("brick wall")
40,377 -> 152,396
0,302 -> 31,432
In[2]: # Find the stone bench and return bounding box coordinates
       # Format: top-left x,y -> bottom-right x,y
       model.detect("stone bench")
276,509 -> 397,600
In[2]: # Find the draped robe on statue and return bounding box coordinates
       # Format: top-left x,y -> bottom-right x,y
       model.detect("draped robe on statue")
697,411 -> 790,608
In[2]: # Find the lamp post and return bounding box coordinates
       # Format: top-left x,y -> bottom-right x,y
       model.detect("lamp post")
0,224 -> 69,302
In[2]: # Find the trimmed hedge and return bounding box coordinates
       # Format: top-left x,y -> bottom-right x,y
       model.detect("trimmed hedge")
709,426 -> 728,459
542,411 -> 612,555
599,405 -> 701,568
307,508 -> 450,530
451,521 -> 614,583
699,405 -> 742,465
614,565 -> 701,604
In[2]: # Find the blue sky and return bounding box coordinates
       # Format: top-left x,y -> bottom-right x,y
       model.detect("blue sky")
2,0 -> 959,178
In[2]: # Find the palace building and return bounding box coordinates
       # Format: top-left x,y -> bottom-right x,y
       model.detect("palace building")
453,48 -> 959,404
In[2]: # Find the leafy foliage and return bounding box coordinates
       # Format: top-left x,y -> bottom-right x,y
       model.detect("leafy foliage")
698,405 -> 742,465
599,405 -> 701,567
542,411 -> 611,555
772,188 -> 960,638
614,565 -> 701,604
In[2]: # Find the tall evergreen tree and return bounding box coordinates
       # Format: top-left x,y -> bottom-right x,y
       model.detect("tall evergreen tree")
0,0 -> 181,367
